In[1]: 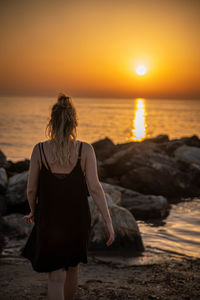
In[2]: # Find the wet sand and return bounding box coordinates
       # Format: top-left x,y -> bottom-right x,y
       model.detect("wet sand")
0,254 -> 199,300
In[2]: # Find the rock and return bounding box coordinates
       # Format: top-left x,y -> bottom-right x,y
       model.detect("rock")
179,135 -> 200,148
115,141 -> 136,153
163,136 -> 200,156
5,171 -> 28,208
0,150 -> 7,168
102,146 -> 176,197
0,168 -> 8,193
0,218 -> 6,255
161,140 -> 182,156
114,185 -> 169,219
101,176 -> 121,186
0,195 -> 7,216
1,213 -> 34,239
100,141 -> 200,198
101,142 -> 164,178
92,137 -> 115,161
119,163 -> 179,198
142,134 -> 169,144
174,145 -> 200,166
100,182 -> 169,220
88,192 -> 144,252
101,145 -> 143,177
5,159 -> 30,177
119,164 -> 200,199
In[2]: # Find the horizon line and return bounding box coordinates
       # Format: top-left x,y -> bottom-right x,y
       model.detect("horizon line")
0,93 -> 200,100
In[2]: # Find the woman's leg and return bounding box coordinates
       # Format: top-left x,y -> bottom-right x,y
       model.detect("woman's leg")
48,268 -> 66,300
64,264 -> 79,300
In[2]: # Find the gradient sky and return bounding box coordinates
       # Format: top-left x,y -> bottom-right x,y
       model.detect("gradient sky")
0,0 -> 200,98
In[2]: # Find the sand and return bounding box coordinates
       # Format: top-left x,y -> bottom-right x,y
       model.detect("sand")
0,254 -> 199,300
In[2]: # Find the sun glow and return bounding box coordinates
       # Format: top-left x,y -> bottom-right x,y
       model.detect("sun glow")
136,65 -> 147,76
131,98 -> 147,141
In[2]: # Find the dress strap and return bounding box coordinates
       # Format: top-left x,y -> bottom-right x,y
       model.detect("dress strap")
41,142 -> 52,172
38,143 -> 43,166
78,142 -> 82,159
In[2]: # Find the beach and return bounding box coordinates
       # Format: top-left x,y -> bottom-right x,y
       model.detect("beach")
0,97 -> 200,299
0,254 -> 199,300
1,133 -> 200,299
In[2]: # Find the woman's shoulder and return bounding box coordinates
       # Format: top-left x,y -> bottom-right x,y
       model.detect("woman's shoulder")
31,140 -> 47,154
79,140 -> 93,149
36,139 -> 94,154
79,141 -> 95,158
37,140 -> 51,148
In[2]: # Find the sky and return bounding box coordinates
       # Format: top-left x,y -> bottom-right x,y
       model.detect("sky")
0,0 -> 200,99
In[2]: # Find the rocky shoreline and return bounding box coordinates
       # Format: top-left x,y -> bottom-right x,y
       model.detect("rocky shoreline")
0,134 -> 200,256
0,134 -> 200,299
93,134 -> 200,199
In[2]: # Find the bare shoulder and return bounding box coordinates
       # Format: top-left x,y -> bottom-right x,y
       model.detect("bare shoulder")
32,142 -> 42,155
33,142 -> 40,151
81,141 -> 95,155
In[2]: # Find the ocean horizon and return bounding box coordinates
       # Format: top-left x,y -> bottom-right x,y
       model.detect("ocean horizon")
0,96 -> 200,161
1,95 -> 200,266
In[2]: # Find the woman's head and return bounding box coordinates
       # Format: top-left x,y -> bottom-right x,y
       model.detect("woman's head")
46,93 -> 79,166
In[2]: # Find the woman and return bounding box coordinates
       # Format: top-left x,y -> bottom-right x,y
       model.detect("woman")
21,93 -> 115,300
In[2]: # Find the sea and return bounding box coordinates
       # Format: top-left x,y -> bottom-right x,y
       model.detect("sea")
0,96 -> 200,263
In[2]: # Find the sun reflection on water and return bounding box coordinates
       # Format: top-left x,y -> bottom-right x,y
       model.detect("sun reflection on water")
131,98 -> 147,141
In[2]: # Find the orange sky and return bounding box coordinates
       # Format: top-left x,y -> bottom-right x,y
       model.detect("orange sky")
0,0 -> 200,98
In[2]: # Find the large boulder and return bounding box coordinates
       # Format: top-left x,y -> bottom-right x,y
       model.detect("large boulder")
0,195 -> 7,216
114,135 -> 169,154
88,192 -> 144,253
179,135 -> 200,148
101,142 -> 164,178
115,185 -> 169,219
174,145 -> 200,166
102,182 -> 169,219
0,168 -> 8,193
6,159 -> 30,177
0,219 -> 5,255
92,137 -> 115,161
5,171 -> 28,209
0,150 -> 7,168
161,135 -> 200,156
1,213 -> 34,239
1,213 -> 34,256
100,141 -> 200,198
142,134 -> 169,144
162,140 -> 184,156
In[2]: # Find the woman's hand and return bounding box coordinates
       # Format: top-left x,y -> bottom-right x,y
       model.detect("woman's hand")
105,221 -> 115,246
23,211 -> 34,224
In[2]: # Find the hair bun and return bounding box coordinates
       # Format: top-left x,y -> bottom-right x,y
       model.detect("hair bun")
57,93 -> 71,108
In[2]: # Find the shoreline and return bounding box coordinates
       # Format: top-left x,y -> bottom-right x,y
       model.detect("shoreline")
0,254 -> 199,299
1,134 -> 200,298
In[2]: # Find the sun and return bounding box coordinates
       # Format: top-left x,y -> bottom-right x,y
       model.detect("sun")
136,65 -> 147,76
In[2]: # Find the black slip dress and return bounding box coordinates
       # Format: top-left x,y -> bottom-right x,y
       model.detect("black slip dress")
21,141 -> 92,272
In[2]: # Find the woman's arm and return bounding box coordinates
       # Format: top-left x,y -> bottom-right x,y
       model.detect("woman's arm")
26,143 -> 41,215
84,143 -> 112,225
84,142 -> 115,246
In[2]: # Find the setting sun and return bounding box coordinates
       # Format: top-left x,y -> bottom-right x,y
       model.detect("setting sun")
136,65 -> 147,76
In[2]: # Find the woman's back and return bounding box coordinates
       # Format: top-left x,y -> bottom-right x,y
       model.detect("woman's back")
22,139 -> 92,272
27,138 -> 102,202
39,139 -> 85,174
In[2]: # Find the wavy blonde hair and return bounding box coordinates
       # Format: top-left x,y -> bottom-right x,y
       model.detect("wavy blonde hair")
45,93 -> 79,166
